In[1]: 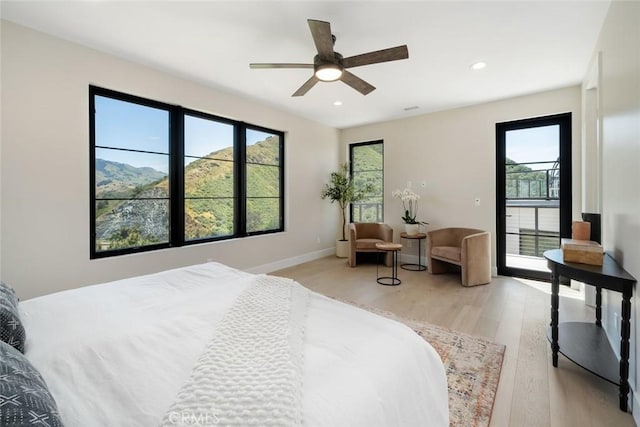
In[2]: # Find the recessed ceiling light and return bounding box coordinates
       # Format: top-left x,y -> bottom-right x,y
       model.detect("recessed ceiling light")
471,61 -> 487,70
333,101 -> 343,106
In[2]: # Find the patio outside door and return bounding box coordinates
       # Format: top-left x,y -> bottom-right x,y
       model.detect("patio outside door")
496,113 -> 572,281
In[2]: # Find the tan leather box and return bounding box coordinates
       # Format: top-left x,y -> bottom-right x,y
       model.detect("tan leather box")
561,238 -> 604,266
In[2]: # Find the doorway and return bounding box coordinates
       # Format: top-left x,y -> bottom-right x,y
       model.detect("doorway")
496,113 -> 572,281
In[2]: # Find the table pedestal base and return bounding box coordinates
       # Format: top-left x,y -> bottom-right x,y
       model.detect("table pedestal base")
376,243 -> 402,286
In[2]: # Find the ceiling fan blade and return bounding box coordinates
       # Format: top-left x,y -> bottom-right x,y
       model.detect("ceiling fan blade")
342,45 -> 409,68
308,19 -> 334,61
250,63 -> 314,69
340,70 -> 375,95
292,75 -> 320,97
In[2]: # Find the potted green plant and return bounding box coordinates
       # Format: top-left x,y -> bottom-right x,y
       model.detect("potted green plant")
321,163 -> 374,257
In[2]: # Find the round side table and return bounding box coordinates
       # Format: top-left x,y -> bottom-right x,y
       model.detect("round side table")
375,242 -> 402,286
399,232 -> 427,271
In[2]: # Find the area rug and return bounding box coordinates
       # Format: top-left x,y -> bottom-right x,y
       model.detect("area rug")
339,301 -> 505,427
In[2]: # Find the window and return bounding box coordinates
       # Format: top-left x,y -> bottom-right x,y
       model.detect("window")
90,86 -> 284,258
93,94 -> 171,253
183,113 -> 235,241
245,128 -> 283,234
349,141 -> 384,223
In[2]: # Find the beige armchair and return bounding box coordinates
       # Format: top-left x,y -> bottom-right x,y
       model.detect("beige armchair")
427,227 -> 491,286
349,223 -> 393,267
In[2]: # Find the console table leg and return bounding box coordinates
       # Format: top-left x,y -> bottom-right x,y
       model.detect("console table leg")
550,270 -> 560,367
619,289 -> 632,411
596,286 -> 602,326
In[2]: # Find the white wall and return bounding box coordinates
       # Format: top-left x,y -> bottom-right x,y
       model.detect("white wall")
586,1 -> 640,417
340,86 -> 582,269
0,21 -> 340,299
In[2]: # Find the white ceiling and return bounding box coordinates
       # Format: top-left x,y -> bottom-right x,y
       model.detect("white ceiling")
1,1 -> 610,129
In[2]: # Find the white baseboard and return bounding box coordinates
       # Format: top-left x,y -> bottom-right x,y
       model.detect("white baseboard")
245,247 -> 336,274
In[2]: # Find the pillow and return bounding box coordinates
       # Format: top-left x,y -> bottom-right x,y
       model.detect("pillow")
0,281 -> 19,306
0,341 -> 65,426
0,282 -> 26,353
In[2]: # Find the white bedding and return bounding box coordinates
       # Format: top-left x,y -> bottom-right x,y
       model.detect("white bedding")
19,262 -> 449,426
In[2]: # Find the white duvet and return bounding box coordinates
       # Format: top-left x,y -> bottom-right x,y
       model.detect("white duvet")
19,262 -> 448,426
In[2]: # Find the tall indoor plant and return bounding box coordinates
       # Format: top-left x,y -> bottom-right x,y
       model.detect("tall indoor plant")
321,163 -> 373,257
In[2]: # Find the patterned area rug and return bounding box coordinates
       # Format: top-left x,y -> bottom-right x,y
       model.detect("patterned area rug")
342,301 -> 505,427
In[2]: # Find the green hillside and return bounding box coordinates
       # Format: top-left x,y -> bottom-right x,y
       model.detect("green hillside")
95,159 -> 167,218
351,143 -> 383,222
351,143 -> 383,195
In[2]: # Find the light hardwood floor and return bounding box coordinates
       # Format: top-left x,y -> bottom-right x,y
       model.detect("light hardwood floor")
274,256 -> 635,427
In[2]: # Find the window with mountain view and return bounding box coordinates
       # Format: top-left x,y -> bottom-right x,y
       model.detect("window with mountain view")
245,128 -> 282,233
350,141 -> 384,223
93,95 -> 171,253
90,86 -> 284,258
184,114 -> 235,241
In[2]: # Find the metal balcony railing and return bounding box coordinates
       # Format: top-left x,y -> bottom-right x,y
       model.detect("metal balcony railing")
352,202 -> 383,223
506,160 -> 559,199
506,159 -> 561,258
506,204 -> 560,257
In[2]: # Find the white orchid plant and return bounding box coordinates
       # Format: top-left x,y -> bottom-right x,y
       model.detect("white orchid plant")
392,188 -> 427,225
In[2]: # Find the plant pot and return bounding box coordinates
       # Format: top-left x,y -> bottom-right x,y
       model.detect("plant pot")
335,240 -> 349,258
404,223 -> 420,236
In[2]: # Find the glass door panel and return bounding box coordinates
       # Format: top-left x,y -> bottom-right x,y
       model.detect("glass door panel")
496,114 -> 572,280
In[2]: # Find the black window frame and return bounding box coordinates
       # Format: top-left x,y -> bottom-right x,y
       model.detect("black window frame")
90,85 -> 284,259
349,140 -> 384,223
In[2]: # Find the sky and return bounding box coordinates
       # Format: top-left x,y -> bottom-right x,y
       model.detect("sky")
95,95 -> 558,174
95,95 -> 274,173
505,124 -> 559,171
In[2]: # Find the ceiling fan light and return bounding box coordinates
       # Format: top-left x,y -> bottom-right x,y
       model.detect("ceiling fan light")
315,64 -> 343,81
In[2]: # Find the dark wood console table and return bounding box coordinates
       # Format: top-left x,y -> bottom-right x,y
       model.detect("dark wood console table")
544,249 -> 636,411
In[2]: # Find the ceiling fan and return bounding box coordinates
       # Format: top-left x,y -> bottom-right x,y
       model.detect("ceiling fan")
250,19 -> 409,97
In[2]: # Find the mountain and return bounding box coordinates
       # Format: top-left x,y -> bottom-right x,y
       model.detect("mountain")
95,137 -> 280,251
95,158 -> 167,198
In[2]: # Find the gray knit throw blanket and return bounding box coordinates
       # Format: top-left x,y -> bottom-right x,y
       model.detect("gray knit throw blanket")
161,275 -> 310,427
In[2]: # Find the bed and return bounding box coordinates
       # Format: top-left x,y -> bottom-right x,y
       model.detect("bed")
5,262 -> 448,426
